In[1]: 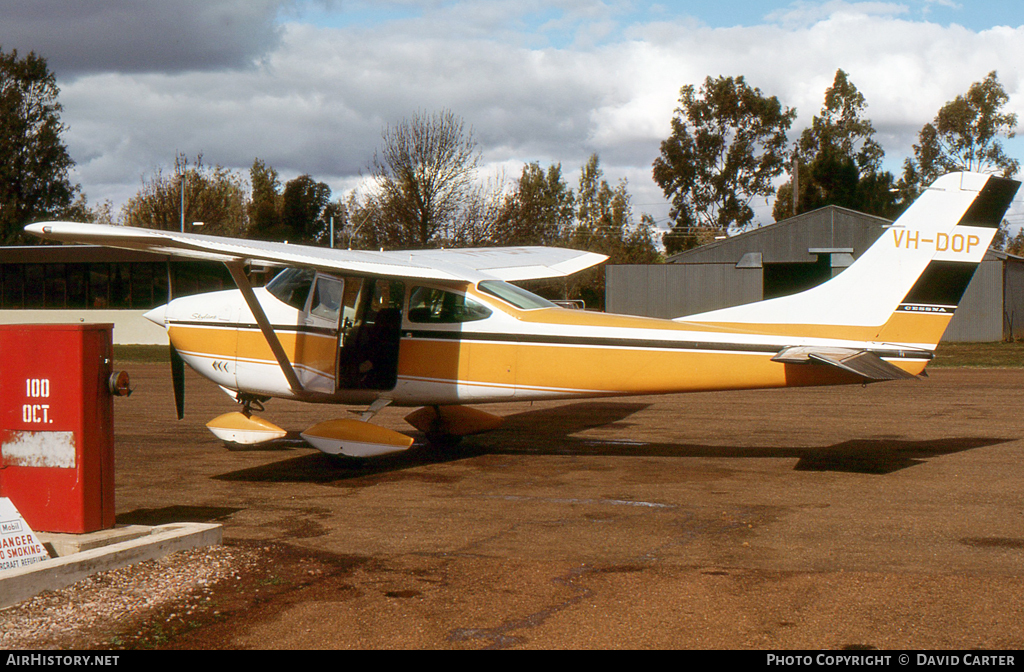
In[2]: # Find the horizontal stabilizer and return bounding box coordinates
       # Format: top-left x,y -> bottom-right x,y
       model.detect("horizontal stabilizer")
771,346 -> 919,381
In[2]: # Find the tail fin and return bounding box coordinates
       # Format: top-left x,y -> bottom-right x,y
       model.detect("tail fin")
680,172 -> 1020,347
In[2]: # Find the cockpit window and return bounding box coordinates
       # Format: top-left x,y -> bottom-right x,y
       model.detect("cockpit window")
478,280 -> 557,310
408,286 -> 492,324
266,268 -> 315,310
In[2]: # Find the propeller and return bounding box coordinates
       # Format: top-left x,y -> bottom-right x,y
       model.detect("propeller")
163,264 -> 185,420
170,344 -> 185,420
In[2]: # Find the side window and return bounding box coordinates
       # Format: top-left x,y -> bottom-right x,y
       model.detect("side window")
370,280 -> 405,313
408,286 -> 492,324
310,275 -> 343,321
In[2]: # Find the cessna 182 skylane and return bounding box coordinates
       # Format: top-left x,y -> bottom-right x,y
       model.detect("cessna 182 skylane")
26,171 -> 1020,457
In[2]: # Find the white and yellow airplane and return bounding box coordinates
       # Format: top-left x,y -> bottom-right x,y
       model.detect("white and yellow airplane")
26,171 -> 1019,457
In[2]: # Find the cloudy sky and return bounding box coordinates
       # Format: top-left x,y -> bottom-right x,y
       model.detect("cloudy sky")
2,0 -> 1023,230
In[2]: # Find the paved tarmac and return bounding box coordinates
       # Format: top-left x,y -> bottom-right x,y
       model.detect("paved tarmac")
109,364 -> 1024,649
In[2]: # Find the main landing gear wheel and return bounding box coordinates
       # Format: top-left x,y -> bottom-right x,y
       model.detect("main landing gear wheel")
404,405 -> 504,449
424,431 -> 463,449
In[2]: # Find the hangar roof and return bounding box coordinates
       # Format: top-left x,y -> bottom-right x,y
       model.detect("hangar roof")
666,205 -> 891,265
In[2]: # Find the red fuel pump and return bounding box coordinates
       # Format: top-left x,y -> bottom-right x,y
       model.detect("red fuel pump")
0,324 -> 130,533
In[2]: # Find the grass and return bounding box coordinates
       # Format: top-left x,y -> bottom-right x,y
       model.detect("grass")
113,344 -> 169,364
930,341 -> 1024,368
115,341 -> 1024,368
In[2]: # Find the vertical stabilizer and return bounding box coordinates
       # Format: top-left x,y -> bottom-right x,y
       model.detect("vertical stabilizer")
679,172 -> 1020,347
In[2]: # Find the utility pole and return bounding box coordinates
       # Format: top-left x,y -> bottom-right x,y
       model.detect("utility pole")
180,156 -> 186,233
791,156 -> 799,218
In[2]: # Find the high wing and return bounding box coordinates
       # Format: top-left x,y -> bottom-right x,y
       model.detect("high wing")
23,222 -> 607,283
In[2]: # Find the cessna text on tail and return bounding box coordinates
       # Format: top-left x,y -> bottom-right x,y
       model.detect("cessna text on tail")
26,171 -> 1020,457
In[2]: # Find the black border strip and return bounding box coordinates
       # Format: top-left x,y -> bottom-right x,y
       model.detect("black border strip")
169,320 -> 337,337
956,176 -> 1021,228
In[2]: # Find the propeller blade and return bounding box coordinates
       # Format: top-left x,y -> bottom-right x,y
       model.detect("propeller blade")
170,344 -> 185,420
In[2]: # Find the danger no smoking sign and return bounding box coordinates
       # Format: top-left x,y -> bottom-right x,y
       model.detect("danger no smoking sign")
0,497 -> 50,571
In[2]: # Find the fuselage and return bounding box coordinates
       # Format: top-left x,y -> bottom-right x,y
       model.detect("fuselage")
147,270 -> 932,408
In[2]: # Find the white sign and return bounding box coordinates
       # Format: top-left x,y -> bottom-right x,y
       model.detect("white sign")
0,497 -> 50,572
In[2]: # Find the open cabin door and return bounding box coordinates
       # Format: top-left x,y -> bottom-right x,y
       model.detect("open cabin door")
336,277 -> 405,391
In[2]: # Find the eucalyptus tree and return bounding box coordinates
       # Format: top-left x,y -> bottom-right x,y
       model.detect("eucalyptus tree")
653,75 -> 796,253
773,69 -> 899,221
900,71 -> 1019,198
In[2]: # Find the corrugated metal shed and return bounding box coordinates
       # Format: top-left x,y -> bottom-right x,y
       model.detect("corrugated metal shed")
1003,252 -> 1024,340
605,263 -> 762,320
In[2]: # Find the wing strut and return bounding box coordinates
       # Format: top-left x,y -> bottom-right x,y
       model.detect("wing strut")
225,261 -> 304,395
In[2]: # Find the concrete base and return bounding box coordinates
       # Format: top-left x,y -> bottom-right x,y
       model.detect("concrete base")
0,523 -> 222,610
38,526 -> 156,558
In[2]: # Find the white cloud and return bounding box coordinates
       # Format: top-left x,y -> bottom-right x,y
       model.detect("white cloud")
44,3 -> 1024,225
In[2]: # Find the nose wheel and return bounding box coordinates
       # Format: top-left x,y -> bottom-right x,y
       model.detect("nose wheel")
238,394 -> 267,417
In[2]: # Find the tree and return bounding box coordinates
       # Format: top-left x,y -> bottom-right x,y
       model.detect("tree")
121,153 -> 248,236
247,158 -> 283,238
773,69 -> 899,220
1003,227 -> 1024,257
244,160 -> 341,244
0,47 -> 80,244
653,75 -> 796,254
567,155 -> 660,308
367,109 -> 480,248
900,71 -> 1019,197
492,162 -> 576,246
798,69 -> 885,174
281,174 -> 333,244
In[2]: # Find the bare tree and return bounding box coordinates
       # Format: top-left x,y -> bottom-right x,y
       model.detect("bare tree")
367,110 -> 480,248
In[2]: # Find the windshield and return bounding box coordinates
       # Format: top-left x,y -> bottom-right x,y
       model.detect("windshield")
478,280 -> 557,310
266,268 -> 315,310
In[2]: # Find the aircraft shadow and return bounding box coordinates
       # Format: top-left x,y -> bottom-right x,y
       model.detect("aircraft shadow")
213,401 -> 1013,483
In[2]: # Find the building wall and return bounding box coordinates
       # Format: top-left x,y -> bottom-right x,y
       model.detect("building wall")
0,310 -> 168,345
1003,260 -> 1024,341
666,207 -> 889,264
606,263 -> 762,319
941,260 -> 1003,343
0,246 -> 237,346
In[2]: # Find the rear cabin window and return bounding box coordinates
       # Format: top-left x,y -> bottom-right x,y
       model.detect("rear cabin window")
266,268 -> 315,310
477,280 -> 557,310
408,287 -> 492,324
